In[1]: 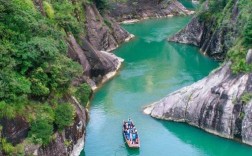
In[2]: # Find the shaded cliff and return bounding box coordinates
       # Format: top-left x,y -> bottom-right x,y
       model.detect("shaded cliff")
85,4 -> 131,51
109,0 -> 194,23
169,0 -> 244,60
67,4 -> 133,90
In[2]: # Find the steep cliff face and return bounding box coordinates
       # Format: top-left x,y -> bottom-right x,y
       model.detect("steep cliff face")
24,96 -> 87,156
68,4 -> 133,89
0,96 -> 87,156
0,117 -> 29,145
85,4 -> 131,51
169,0 -> 241,60
67,34 -> 125,90
109,0 -> 194,23
144,61 -> 252,145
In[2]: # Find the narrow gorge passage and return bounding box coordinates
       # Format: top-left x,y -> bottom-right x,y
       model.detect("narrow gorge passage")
81,14 -> 252,156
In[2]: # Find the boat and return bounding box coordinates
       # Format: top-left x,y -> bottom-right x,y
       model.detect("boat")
122,120 -> 140,148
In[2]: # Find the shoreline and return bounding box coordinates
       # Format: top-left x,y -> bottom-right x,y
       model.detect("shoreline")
120,11 -> 195,25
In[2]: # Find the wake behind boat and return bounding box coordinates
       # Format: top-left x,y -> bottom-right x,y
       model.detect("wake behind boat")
122,119 -> 140,148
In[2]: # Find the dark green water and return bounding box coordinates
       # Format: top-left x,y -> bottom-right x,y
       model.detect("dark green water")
81,15 -> 252,156
178,0 -> 198,9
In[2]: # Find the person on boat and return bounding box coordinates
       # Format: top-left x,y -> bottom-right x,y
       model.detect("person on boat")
123,120 -> 126,129
132,126 -> 136,133
132,132 -> 136,144
126,128 -> 130,140
129,130 -> 132,142
125,122 -> 128,129
128,118 -> 132,128
135,130 -> 138,143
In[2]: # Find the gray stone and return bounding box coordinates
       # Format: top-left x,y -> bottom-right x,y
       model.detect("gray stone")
246,49 -> 252,64
109,0 -> 193,22
85,4 -> 130,52
145,62 -> 252,146
168,1 -> 241,61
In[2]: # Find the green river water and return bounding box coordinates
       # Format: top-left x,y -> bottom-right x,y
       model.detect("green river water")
81,2 -> 252,156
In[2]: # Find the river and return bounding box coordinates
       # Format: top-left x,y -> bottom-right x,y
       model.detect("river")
81,2 -> 252,156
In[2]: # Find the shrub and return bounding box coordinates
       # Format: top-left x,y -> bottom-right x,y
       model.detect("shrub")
241,92 -> 252,104
29,118 -> 53,145
243,16 -> 252,47
43,1 -> 54,19
75,83 -> 92,106
94,0 -> 108,12
55,103 -> 75,130
1,138 -> 14,155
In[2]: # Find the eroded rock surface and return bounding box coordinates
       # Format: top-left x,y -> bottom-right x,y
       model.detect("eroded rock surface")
169,1 -> 241,60
85,4 -> 131,51
145,62 -> 252,146
109,0 -> 194,23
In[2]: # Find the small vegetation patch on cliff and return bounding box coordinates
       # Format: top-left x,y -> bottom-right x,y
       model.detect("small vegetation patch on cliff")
55,103 -> 75,130
198,0 -> 252,73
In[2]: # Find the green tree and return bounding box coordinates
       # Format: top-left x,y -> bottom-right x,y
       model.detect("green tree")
55,103 -> 75,130
244,16 -> 252,46
29,118 -> 53,145
75,83 -> 92,106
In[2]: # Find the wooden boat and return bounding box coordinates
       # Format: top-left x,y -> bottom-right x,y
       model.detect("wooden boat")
122,120 -> 140,148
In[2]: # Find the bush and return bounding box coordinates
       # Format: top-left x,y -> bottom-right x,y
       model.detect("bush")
43,1 -> 54,19
55,103 -> 75,130
29,118 -> 53,145
75,83 -> 92,106
243,16 -> 252,46
241,92 -> 252,104
94,0 -> 108,12
1,138 -> 14,155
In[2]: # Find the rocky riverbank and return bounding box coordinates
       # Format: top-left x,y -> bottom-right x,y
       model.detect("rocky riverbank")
144,60 -> 252,146
109,0 -> 194,23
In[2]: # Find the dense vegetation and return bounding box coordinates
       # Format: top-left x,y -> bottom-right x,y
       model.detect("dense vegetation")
198,0 -> 252,73
0,0 -> 92,154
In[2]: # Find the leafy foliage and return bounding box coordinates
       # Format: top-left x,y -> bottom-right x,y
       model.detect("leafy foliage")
29,118 -> 54,145
75,83 -> 92,106
243,16 -> 252,47
0,0 -> 92,150
241,92 -> 252,104
199,0 -> 252,73
55,103 -> 75,130
0,0 -> 84,117
94,0 -> 109,12
0,138 -> 24,156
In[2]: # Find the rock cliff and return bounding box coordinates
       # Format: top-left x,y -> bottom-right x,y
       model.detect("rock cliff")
85,4 -> 132,51
24,96 -> 87,156
0,96 -> 87,156
144,61 -> 252,146
68,4 -> 134,90
109,0 -> 194,23
145,0 -> 252,146
169,0 -> 241,60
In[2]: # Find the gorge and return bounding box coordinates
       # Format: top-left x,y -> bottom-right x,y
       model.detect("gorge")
1,0 -> 252,156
